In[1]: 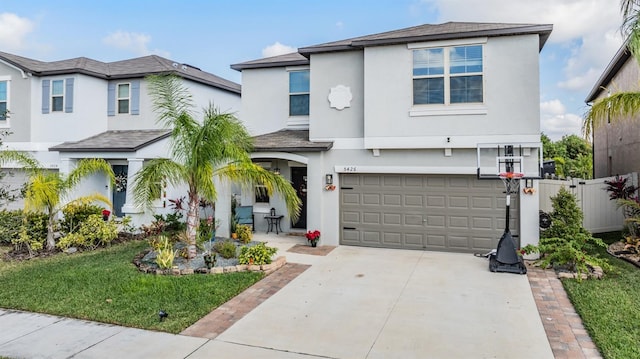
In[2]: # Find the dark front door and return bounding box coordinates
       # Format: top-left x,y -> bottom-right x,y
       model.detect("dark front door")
112,165 -> 128,217
291,167 -> 307,228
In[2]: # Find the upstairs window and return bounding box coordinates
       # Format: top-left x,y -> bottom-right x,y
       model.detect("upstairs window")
289,70 -> 309,116
117,83 -> 130,114
51,80 -> 64,112
413,45 -> 483,105
0,80 -> 7,121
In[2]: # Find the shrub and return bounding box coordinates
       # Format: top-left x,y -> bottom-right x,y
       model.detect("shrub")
236,224 -> 252,244
213,240 -> 237,259
524,187 -> 611,280
57,214 -> 118,250
238,242 -> 277,265
61,203 -> 103,234
153,213 -> 186,232
0,210 -> 23,244
154,235 -> 176,269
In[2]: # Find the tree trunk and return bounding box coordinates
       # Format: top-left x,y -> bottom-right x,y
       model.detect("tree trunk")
186,191 -> 200,259
46,214 -> 56,251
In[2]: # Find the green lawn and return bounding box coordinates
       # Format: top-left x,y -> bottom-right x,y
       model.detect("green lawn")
0,240 -> 264,333
562,232 -> 640,359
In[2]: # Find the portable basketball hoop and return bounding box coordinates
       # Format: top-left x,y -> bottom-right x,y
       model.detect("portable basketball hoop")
489,169 -> 527,274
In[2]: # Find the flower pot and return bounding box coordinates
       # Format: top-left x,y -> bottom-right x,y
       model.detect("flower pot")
310,240 -> 317,247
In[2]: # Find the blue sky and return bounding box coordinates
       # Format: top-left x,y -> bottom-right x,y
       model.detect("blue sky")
0,0 -> 625,140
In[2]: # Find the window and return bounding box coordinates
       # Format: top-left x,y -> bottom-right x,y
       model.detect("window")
413,45 -> 483,105
117,83 -> 130,114
289,70 -> 309,116
0,80 -> 7,121
255,184 -> 269,203
51,80 -> 64,112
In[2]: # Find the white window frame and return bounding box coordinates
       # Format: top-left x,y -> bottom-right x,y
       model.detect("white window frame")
51,79 -> 65,112
288,69 -> 310,117
117,82 -> 131,114
409,38 -> 487,117
0,76 -> 10,128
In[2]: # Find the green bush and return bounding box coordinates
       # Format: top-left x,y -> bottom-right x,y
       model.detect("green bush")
153,213 -> 186,232
0,210 -> 23,244
238,242 -> 277,265
57,214 -> 118,250
524,187 -> 611,280
61,203 -> 103,234
236,224 -> 252,244
213,240 -> 237,259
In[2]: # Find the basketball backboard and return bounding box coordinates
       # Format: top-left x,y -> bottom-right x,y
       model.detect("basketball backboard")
476,142 -> 543,179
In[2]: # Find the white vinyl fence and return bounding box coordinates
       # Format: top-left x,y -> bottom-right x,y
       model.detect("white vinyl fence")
538,173 -> 638,233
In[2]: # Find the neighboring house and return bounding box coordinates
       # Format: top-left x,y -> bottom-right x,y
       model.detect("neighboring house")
0,51 -> 241,224
229,22 -> 552,252
585,43 -> 640,178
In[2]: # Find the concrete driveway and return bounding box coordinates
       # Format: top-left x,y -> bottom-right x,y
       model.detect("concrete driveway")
0,234 -> 553,358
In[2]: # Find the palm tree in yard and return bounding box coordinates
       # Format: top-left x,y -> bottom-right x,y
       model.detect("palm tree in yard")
24,159 -> 115,251
133,74 -> 301,259
583,0 -> 640,137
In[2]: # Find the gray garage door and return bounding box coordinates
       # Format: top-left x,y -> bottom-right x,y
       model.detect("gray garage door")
340,174 -> 519,253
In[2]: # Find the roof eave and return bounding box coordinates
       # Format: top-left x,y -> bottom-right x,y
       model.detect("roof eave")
585,42 -> 632,103
231,59 -> 310,71
253,145 -> 333,152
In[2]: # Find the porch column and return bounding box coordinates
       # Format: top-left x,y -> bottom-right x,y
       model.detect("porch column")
121,158 -> 144,214
214,177 -> 232,238
520,179 -> 540,260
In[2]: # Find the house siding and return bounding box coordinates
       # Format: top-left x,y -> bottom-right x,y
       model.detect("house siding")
0,62 -> 32,143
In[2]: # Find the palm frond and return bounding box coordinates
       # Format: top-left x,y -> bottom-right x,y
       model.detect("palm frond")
131,158 -> 186,209
0,150 -> 40,171
216,162 -> 301,222
65,159 -> 115,190
64,193 -> 113,211
23,172 -> 63,213
147,74 -> 195,129
583,91 -> 640,138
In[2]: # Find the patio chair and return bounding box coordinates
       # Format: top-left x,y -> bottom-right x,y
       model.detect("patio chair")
235,205 -> 254,232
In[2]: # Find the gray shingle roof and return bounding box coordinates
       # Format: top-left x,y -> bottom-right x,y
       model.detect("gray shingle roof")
49,129 -> 171,152
0,51 -> 240,94
231,52 -> 308,71
252,129 -> 332,152
231,22 -> 553,70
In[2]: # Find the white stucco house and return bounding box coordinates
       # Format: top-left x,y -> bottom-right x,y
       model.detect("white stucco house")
228,22 -> 552,253
0,51 -> 241,224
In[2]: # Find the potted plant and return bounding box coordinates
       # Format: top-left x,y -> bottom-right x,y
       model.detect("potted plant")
306,230 -> 320,247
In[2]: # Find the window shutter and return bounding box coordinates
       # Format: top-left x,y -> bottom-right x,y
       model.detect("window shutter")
41,80 -> 50,114
131,79 -> 140,115
107,82 -> 115,116
64,78 -> 74,113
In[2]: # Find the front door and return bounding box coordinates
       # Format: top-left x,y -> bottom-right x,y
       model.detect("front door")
112,165 -> 128,217
291,167 -> 307,228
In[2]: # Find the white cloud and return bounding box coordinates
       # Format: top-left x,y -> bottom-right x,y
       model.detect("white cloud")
262,42 -> 297,58
540,99 -> 583,140
0,13 -> 35,51
103,31 -> 170,58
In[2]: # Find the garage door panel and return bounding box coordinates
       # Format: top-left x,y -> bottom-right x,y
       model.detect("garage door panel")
340,174 -> 518,253
383,194 -> 402,206
404,195 -> 423,207
449,196 -> 469,208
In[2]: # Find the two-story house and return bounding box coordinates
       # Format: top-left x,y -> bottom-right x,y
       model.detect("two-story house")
0,51 -> 241,225
229,22 -> 552,253
585,42 -> 640,178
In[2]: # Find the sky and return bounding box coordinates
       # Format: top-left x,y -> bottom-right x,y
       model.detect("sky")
0,0 -> 627,141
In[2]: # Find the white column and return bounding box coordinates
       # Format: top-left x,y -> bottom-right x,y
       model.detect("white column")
520,179 -> 540,260
215,177 -> 232,238
121,158 -> 144,214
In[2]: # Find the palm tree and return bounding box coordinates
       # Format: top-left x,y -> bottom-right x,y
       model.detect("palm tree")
133,74 -> 301,259
583,0 -> 640,137
24,158 -> 115,251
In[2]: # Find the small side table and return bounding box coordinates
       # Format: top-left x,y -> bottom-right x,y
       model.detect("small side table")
265,215 -> 284,234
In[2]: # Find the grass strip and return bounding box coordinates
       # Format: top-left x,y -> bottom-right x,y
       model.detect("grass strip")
0,240 -> 263,333
562,232 -> 640,359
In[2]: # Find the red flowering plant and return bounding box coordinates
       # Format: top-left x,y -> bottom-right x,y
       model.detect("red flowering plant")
305,230 -> 321,245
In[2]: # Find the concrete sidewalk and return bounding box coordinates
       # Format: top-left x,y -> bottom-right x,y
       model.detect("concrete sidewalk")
0,234 -> 553,358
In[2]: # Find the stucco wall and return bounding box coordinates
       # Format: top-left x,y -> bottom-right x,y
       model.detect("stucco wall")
0,62 -> 31,143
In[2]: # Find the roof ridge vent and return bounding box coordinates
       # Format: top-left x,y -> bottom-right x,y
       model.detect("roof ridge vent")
172,62 -> 178,68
